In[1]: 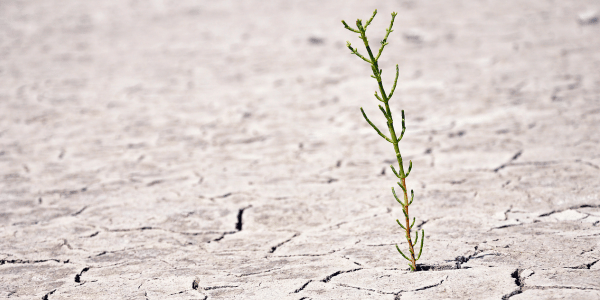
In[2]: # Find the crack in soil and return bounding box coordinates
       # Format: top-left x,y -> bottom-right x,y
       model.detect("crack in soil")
270,249 -> 340,258
208,192 -> 234,201
103,226 -> 240,242
418,246 -> 482,271
292,280 -> 312,293
580,246 -> 596,255
493,150 -> 523,172
40,187 -> 88,198
268,233 -> 299,253
453,246 -> 484,269
235,205 -> 252,231
526,285 -> 600,291
488,203 -> 600,230
415,219 -> 429,231
210,231 -> 238,242
321,268 -> 363,283
42,289 -> 56,300
71,206 -> 88,216
202,285 -> 239,290
502,269 -> 523,299
105,226 -> 158,232
414,276 -> 447,291
394,276 -> 448,298
88,246 -> 140,258
168,290 -> 190,296
491,223 -> 523,230
336,283 -> 396,294
499,160 -> 561,170
74,267 -> 90,283
326,214 -> 380,230
0,258 -> 69,265
495,157 -> 600,175
415,263 -> 458,271
503,205 -> 513,221
366,243 -> 395,247
539,203 -> 600,218
565,259 -> 600,269
493,158 -> 594,174
237,267 -> 282,277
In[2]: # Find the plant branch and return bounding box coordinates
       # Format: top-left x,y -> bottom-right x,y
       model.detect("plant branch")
360,108 -> 392,143
388,65 -> 399,99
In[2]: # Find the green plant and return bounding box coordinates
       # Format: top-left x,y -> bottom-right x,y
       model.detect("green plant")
342,10 -> 424,271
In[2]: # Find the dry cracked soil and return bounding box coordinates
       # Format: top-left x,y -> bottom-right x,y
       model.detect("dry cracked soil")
1,0 -> 600,299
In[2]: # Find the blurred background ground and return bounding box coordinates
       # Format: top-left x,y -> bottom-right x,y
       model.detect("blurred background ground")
1,0 -> 599,299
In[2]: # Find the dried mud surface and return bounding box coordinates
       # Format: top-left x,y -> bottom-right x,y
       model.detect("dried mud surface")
1,0 -> 600,299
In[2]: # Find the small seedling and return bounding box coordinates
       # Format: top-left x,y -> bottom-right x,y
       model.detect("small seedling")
342,10 -> 424,271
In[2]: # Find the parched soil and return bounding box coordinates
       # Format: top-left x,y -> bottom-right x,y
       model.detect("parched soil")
1,0 -> 599,299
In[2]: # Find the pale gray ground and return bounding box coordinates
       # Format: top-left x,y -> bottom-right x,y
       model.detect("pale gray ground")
1,0 -> 599,299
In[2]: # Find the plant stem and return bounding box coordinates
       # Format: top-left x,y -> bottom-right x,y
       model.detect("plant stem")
343,10 -> 424,271
359,19 -> 418,270
401,177 -> 416,268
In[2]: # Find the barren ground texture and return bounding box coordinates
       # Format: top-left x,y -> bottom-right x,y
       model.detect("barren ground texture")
1,0 -> 600,299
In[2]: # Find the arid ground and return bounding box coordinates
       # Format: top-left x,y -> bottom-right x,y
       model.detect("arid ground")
1,0 -> 600,299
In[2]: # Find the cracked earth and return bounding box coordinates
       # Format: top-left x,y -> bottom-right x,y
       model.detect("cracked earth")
1,0 -> 600,299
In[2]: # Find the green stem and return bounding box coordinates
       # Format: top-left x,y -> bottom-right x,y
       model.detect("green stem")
343,10 -> 422,272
